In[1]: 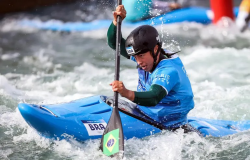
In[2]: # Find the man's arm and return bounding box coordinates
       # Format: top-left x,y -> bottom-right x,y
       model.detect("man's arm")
107,5 -> 130,59
107,22 -> 129,59
110,80 -> 167,106
133,84 -> 167,106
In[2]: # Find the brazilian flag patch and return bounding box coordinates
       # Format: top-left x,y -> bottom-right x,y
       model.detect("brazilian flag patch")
103,129 -> 119,156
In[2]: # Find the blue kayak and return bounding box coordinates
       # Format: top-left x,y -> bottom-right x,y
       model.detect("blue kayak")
18,7 -> 240,32
18,95 -> 250,141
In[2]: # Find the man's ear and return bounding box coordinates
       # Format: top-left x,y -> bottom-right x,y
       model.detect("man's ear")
154,45 -> 159,54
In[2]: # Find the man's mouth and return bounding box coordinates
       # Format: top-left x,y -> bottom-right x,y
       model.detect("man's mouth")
141,65 -> 146,70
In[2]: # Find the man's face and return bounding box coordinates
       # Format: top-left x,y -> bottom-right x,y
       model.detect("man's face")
134,51 -> 154,72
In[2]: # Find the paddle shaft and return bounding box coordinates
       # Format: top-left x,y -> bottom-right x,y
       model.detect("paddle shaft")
114,0 -> 122,109
118,108 -> 167,130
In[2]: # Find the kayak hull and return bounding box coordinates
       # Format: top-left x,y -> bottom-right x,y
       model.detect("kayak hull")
18,95 -> 250,141
18,96 -> 162,141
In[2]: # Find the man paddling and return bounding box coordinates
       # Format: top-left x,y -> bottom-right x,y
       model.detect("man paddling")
108,5 -> 195,131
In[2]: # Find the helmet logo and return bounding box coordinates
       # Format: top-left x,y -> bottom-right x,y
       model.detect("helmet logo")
126,46 -> 135,55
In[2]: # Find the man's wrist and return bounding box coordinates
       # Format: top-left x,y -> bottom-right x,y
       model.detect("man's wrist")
113,20 -> 117,26
123,90 -> 134,101
128,90 -> 135,101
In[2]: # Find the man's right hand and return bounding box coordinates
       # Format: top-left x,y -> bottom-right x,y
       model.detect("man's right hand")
113,5 -> 127,26
110,80 -> 135,101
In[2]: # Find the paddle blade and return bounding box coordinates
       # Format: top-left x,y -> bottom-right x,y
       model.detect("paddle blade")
100,107 -> 124,157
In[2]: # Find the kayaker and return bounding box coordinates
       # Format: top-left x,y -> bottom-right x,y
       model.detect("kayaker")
108,5 -> 195,131
236,0 -> 250,32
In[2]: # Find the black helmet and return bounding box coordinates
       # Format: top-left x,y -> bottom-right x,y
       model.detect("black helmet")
125,25 -> 162,56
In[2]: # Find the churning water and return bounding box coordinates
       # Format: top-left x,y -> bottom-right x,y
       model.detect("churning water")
0,2 -> 250,160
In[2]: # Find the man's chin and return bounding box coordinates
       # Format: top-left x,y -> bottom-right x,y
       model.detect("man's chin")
143,68 -> 151,72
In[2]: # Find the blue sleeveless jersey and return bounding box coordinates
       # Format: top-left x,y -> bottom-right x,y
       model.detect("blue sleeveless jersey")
131,54 -> 194,128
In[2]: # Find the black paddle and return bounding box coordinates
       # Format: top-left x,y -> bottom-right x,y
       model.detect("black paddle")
100,0 -> 124,157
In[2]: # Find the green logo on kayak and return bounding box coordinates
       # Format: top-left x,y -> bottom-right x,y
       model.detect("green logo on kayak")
103,129 -> 119,156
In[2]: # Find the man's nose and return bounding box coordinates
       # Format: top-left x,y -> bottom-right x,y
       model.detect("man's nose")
136,59 -> 142,65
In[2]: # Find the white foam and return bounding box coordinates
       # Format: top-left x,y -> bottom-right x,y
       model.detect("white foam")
0,148 -> 13,159
182,47 -> 250,120
22,49 -> 55,70
0,75 -> 24,97
1,52 -> 20,60
0,18 -> 38,33
182,47 -> 250,85
0,108 -> 29,130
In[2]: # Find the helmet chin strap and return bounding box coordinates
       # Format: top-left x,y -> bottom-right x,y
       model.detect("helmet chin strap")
150,45 -> 162,73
